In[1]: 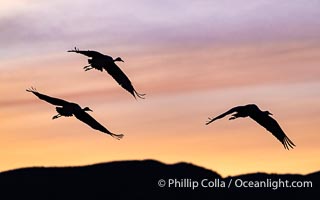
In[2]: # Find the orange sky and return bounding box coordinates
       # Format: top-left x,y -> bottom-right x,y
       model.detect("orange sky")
0,0 -> 319,177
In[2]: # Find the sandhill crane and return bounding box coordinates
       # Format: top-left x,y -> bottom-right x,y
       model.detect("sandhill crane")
206,104 -> 295,149
68,47 -> 145,99
26,87 -> 124,140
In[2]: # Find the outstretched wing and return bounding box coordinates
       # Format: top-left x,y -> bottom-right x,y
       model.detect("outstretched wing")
104,62 -> 145,99
206,106 -> 241,125
74,110 -> 124,140
67,48 -> 106,58
250,114 -> 295,149
26,88 -> 69,106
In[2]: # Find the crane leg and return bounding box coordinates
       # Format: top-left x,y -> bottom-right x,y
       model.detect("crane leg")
85,68 -> 93,71
229,115 -> 237,120
83,65 -> 92,69
83,65 -> 93,71
52,114 -> 61,120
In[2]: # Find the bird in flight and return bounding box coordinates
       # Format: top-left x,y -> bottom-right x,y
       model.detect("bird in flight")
68,47 -> 146,99
206,104 -> 295,149
26,87 -> 124,140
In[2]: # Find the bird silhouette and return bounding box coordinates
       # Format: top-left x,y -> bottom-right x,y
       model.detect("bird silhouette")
68,47 -> 145,99
26,87 -> 124,140
206,104 -> 295,149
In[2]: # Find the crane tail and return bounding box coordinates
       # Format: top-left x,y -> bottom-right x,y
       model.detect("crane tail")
110,133 -> 124,140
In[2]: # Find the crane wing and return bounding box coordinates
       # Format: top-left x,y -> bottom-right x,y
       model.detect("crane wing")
206,106 -> 241,125
26,88 -> 69,106
104,62 -> 145,99
74,110 -> 124,140
67,49 -> 105,58
250,114 -> 295,149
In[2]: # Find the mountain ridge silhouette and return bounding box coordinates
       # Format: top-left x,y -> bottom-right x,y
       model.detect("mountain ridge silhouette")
0,159 -> 318,199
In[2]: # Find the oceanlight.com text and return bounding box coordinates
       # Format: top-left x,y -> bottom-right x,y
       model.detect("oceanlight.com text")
233,178 -> 312,190
157,178 -> 313,190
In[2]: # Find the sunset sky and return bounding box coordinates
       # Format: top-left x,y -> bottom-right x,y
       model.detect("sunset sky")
1,0 -> 319,177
